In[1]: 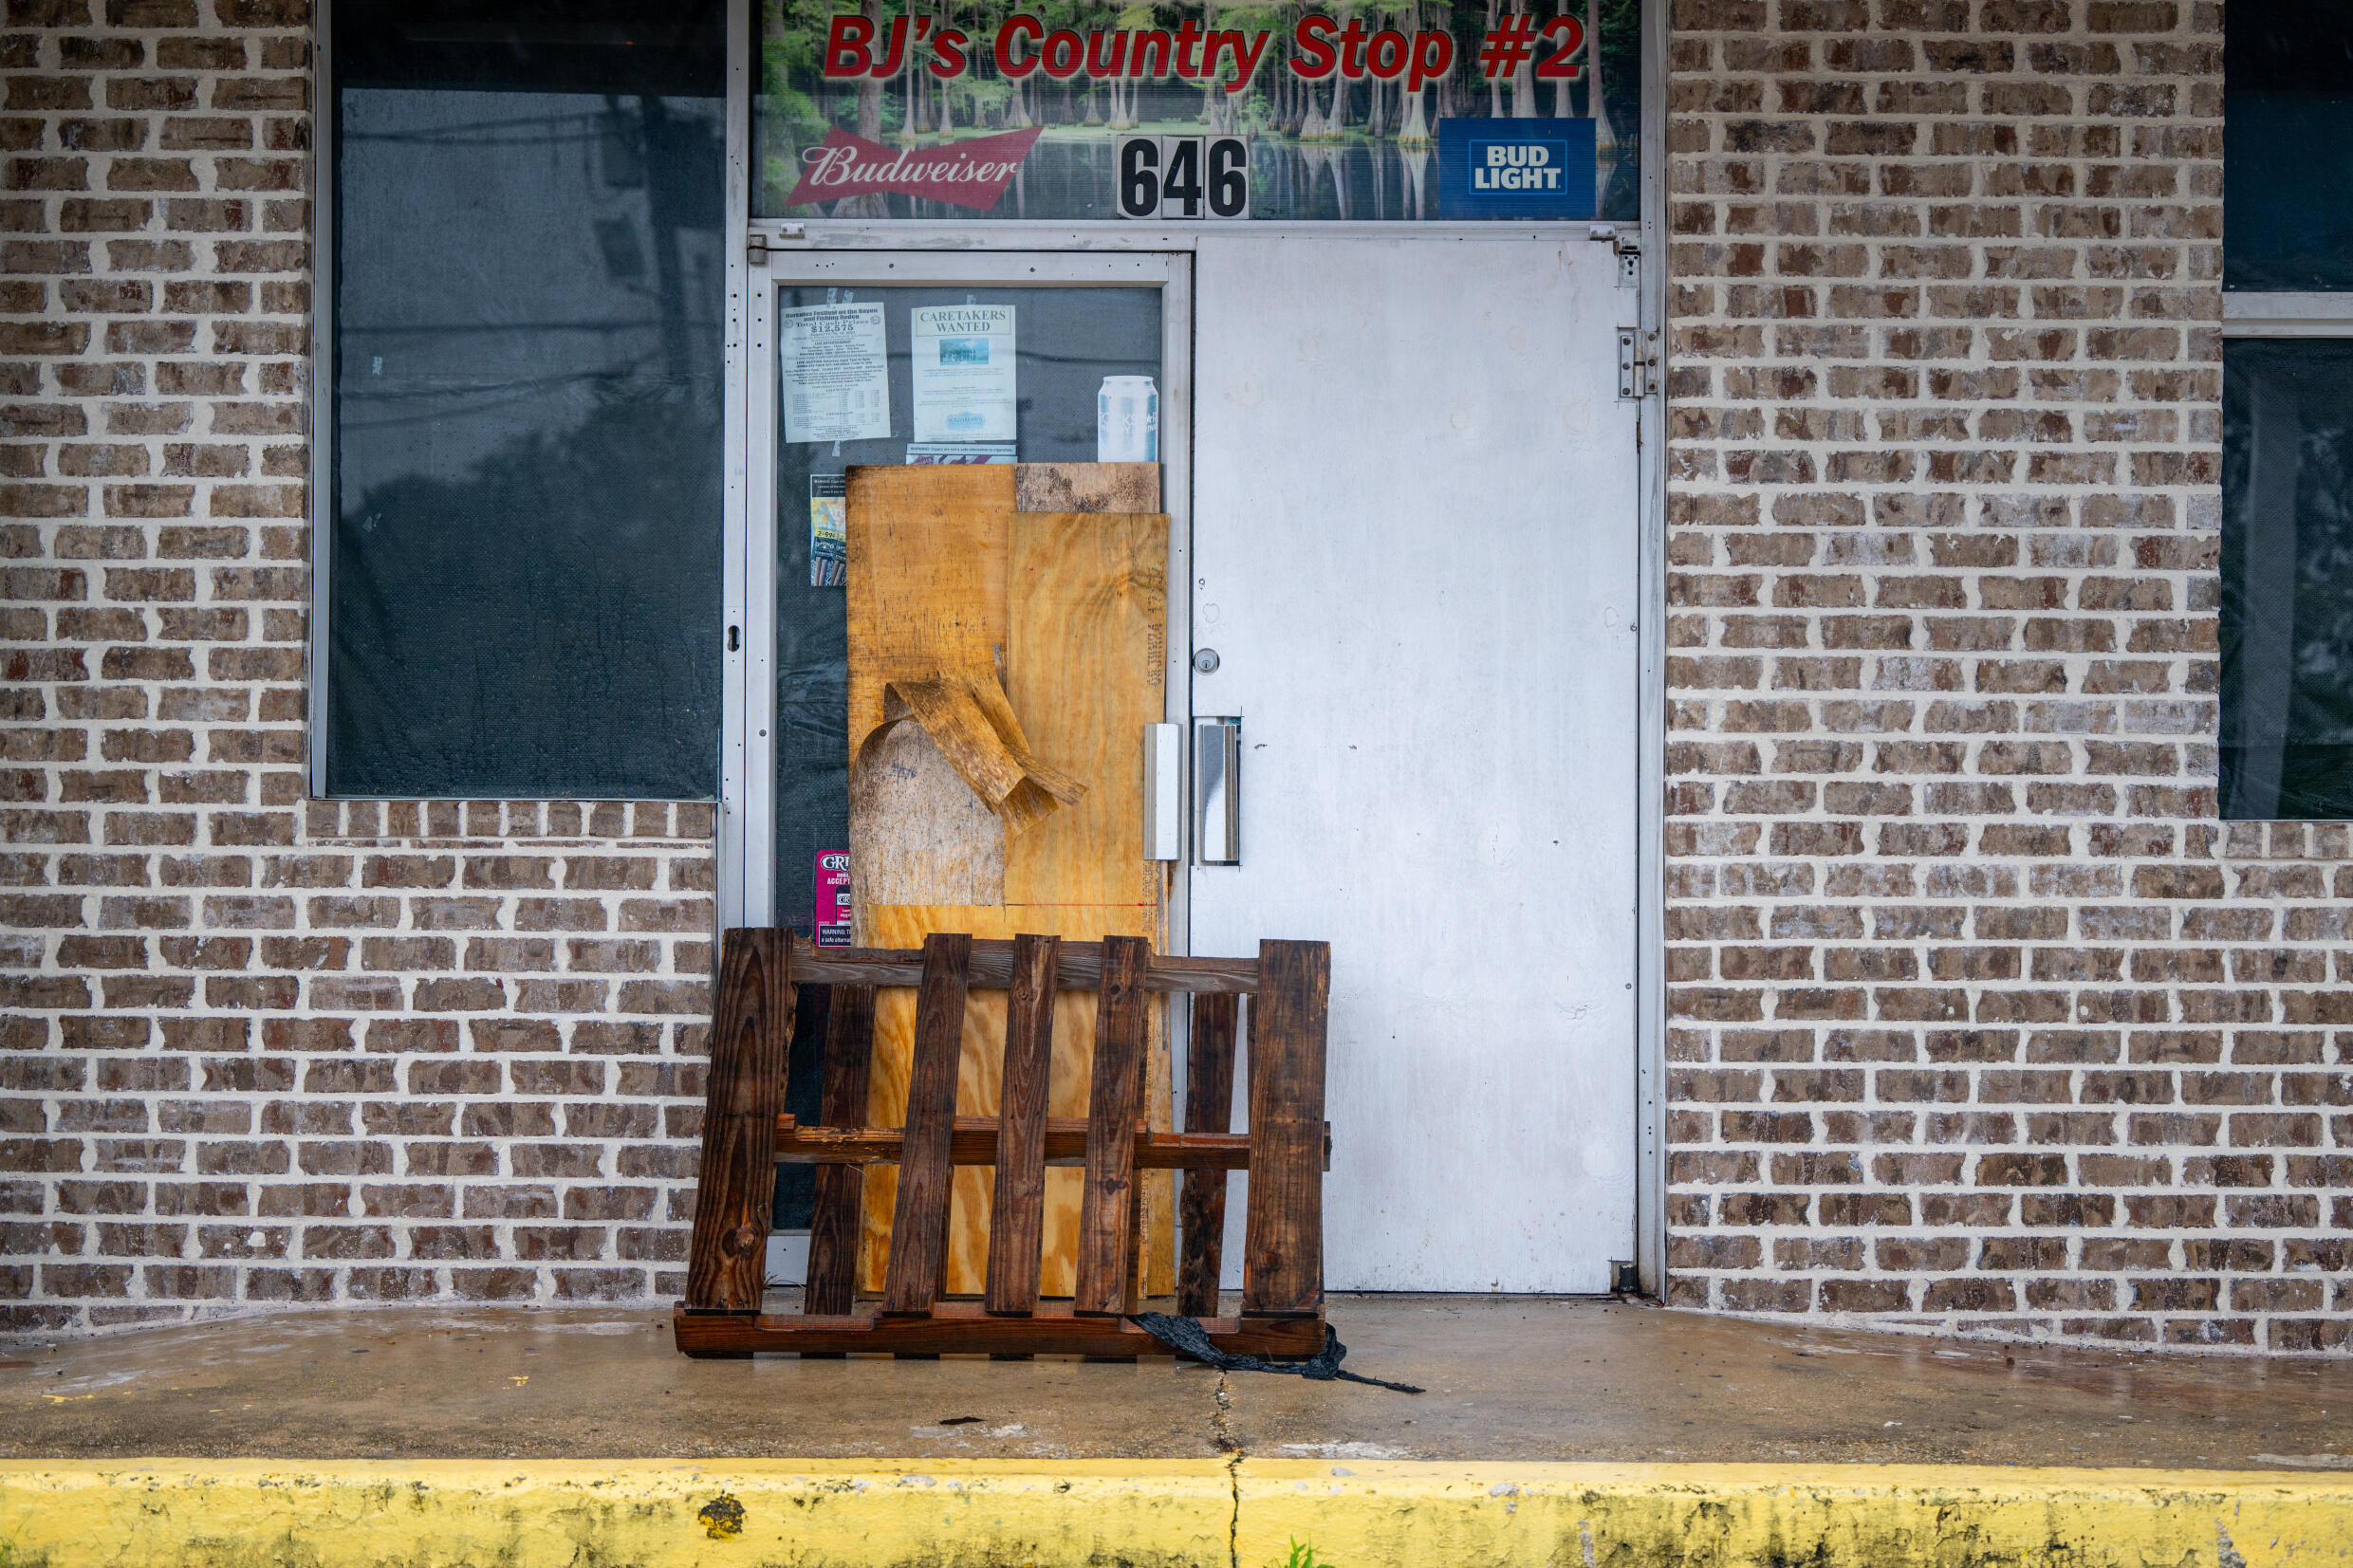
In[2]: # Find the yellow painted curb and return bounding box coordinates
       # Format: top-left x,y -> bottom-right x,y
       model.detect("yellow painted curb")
1,1458 -> 2349,1566
0,1460 -> 1235,1568
1238,1461 -> 2353,1566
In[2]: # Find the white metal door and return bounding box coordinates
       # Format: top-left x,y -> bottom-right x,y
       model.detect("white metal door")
1191,234 -> 1640,1292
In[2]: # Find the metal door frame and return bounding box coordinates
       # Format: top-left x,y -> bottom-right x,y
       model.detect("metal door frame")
727,250 -> 1195,950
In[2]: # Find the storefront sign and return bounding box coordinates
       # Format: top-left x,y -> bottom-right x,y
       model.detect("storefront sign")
753,2 -> 1639,224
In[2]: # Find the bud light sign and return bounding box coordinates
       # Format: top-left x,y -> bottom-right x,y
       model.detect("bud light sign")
1436,118 -> 1596,220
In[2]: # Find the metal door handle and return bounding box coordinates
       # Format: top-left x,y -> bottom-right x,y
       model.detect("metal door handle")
1195,718 -> 1240,865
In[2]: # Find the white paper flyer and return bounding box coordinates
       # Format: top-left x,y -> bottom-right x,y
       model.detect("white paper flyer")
911,304 -> 1016,443
779,303 -> 889,445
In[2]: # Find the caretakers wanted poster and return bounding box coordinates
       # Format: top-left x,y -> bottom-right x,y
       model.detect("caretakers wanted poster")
912,304 -> 1017,443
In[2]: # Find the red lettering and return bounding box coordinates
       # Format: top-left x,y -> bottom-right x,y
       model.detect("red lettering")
929,27 -> 968,78
1174,18 -> 1206,76
823,14 -> 874,78
1221,28 -> 1271,94
994,15 -> 1043,79
1533,15 -> 1586,80
1086,29 -> 1128,77
1364,28 -> 1407,81
1128,28 -> 1173,78
870,15 -> 908,78
1407,28 -> 1454,92
1337,17 -> 1370,78
1041,28 -> 1084,78
1289,14 -> 1338,80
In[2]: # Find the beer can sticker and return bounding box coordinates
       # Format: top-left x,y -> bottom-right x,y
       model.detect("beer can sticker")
1097,375 -> 1158,464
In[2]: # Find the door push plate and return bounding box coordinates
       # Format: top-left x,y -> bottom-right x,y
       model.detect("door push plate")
1195,718 -> 1241,866
1617,329 -> 1658,401
1142,723 -> 1181,861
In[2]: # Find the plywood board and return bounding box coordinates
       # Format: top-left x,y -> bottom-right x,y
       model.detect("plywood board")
843,464 -> 1012,762
1005,512 -> 1169,910
1014,462 -> 1160,514
848,718 -> 1006,907
845,491 -> 1175,1301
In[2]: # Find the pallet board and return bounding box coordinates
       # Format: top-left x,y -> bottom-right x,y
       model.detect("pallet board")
678,932 -> 1331,1361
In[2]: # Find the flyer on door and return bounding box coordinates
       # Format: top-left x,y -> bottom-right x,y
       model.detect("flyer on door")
779,302 -> 889,444
911,304 -> 1016,443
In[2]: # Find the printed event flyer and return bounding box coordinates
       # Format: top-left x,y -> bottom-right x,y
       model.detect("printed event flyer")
779,302 -> 888,445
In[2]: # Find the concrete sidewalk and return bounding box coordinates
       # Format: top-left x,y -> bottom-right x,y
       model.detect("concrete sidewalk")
7,1293 -> 2347,1467
6,1295 -> 2352,1563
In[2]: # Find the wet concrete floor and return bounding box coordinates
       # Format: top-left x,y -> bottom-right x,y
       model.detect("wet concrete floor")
5,1295 -> 2348,1469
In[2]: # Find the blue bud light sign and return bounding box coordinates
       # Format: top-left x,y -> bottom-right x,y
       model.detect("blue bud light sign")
1436,118 -> 1597,220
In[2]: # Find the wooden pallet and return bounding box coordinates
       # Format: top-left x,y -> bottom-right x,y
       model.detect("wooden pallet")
674,929 -> 1330,1358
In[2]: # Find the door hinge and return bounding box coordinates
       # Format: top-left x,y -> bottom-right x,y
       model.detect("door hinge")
746,225 -> 806,266
1616,328 -> 1659,401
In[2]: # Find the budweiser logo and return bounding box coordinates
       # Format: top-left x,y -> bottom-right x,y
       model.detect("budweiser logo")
786,126 -> 1042,212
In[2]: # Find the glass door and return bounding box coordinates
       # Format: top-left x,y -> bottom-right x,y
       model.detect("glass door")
734,249 -> 1192,1287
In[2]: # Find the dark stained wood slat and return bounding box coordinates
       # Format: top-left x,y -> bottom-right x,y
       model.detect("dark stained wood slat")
777,1117 -> 1257,1169
1073,935 -> 1151,1317
791,935 -> 1257,995
880,932 -> 971,1316
683,929 -> 793,1314
1176,990 -> 1241,1317
803,982 -> 876,1318
985,934 -> 1060,1317
1242,939 -> 1329,1319
673,1301 -> 1325,1360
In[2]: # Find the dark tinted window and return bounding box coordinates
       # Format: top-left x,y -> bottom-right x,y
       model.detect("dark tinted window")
2225,0 -> 2353,291
326,0 -> 726,797
2222,340 -> 2353,819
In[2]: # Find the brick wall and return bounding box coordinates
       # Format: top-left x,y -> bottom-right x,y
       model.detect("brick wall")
0,2 -> 717,1332
1662,0 -> 2353,1352
8,0 -> 2347,1354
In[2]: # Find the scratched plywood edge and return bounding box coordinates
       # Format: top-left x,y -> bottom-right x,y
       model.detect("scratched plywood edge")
1014,462 -> 1161,514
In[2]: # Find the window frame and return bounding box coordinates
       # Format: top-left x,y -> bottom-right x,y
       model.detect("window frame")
306,0 -> 751,802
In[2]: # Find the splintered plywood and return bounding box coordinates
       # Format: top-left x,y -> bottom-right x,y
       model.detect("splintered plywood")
845,464 -> 1080,907
844,464 -> 1013,761
1014,462 -> 1160,514
845,469 -> 1174,1300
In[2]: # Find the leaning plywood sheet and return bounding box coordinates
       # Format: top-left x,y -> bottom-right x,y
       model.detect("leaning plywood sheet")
845,467 -> 1082,913
851,507 -> 1175,1301
1006,510 -> 1174,1297
1014,462 -> 1160,514
844,464 -> 1010,754
1005,512 -> 1169,912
